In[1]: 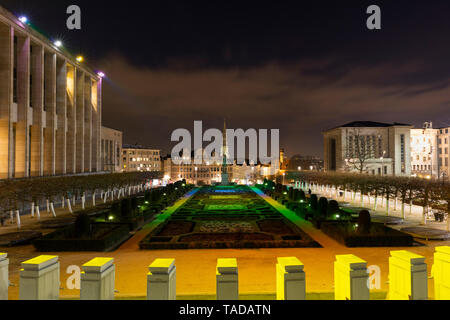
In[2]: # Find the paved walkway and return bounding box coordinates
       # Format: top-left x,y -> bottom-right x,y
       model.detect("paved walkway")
1,187 -> 449,300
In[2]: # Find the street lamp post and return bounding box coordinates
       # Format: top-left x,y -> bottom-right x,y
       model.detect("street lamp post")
282,172 -> 285,185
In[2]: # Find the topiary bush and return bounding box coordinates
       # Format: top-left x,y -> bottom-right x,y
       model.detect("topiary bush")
299,190 -> 306,201
74,213 -> 91,238
131,197 -> 138,212
357,210 -> 371,234
327,200 -> 340,217
318,197 -> 328,217
309,194 -> 318,211
120,198 -> 132,219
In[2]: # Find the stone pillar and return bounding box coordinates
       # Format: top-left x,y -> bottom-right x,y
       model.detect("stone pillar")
147,258 -> 176,300
30,43 -> 44,177
334,254 -> 369,300
388,250 -> 427,300
75,70 -> 84,173
276,257 -> 305,300
433,246 -> 450,300
91,78 -> 100,172
80,258 -> 115,300
0,253 -> 8,300
0,24 -> 13,179
19,255 -> 60,300
15,35 -> 31,178
84,77 -> 92,172
216,258 -> 238,300
66,64 -> 76,174
55,58 -> 67,175
43,52 -> 56,176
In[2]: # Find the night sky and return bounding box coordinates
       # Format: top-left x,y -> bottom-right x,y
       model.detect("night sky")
2,0 -> 450,158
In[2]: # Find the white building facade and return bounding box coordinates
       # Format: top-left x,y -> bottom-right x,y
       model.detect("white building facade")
323,121 -> 412,176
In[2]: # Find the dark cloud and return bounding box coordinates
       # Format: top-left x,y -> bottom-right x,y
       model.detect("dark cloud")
100,55 -> 450,157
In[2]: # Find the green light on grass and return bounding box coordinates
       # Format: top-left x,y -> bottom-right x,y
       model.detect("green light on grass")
145,201 -> 149,204
108,216 -> 114,221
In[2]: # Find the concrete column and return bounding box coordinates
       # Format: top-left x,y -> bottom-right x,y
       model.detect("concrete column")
55,58 -> 67,174
84,77 -> 92,172
433,246 -> 450,300
334,254 -> 369,300
80,258 -> 115,300
43,52 -> 56,176
388,250 -> 427,300
30,43 -> 44,177
75,70 -> 84,173
216,258 -> 238,300
19,255 -> 60,300
147,258 -> 176,300
0,253 -> 8,300
276,257 -> 305,300
91,79 -> 101,172
14,35 -> 31,178
0,24 -> 13,179
66,64 -> 76,173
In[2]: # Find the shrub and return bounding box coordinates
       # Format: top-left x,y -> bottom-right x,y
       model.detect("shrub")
309,194 -> 318,211
327,200 -> 340,217
131,197 -> 138,211
318,197 -> 328,217
357,210 -> 371,234
120,198 -> 132,218
74,213 -> 91,238
299,190 -> 306,201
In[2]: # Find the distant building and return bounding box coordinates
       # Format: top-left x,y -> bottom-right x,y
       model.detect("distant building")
0,6 -> 103,179
101,126 -> 122,173
323,121 -> 412,176
122,144 -> 161,172
411,122 -> 449,180
287,154 -> 324,172
163,151 -> 268,185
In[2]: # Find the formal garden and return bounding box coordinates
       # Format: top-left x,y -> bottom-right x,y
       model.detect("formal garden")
140,185 -> 320,249
0,171 -> 195,251
257,178 -> 415,247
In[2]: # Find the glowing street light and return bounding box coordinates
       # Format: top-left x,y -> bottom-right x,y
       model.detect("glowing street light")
76,56 -> 84,63
54,40 -> 62,48
97,71 -> 105,78
19,16 -> 28,23
298,166 -> 301,171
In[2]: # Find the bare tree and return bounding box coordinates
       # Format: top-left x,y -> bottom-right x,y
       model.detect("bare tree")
344,129 -> 374,173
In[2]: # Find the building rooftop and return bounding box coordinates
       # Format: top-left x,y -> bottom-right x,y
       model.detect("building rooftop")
325,121 -> 412,131
123,144 -> 160,150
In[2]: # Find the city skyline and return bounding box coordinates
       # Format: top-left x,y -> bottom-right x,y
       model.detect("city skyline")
2,0 -> 450,157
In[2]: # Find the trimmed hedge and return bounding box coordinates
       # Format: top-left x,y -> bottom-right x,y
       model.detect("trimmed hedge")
321,221 -> 413,247
33,223 -> 131,252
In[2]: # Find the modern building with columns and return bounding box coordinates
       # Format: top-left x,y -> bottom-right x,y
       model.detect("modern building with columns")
0,6 -> 103,179
323,121 -> 412,176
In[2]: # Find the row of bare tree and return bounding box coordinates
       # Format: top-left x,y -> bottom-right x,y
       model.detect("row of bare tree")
0,172 -> 162,227
289,171 -> 450,228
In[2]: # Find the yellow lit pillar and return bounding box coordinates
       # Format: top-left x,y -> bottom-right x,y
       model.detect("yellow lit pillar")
147,258 -> 176,300
216,258 -> 238,300
0,253 -> 8,300
80,257 -> 115,300
334,254 -> 369,300
276,257 -> 305,300
433,246 -> 450,300
388,250 -> 427,300
19,255 -> 60,300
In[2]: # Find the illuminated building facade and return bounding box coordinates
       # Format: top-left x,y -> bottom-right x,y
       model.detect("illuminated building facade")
122,144 -> 161,172
101,126 -> 122,173
411,122 -> 450,180
323,121 -> 412,176
0,7 -> 103,179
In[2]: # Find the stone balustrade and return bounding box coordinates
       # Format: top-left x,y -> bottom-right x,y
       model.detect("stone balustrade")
1,249 -> 447,300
